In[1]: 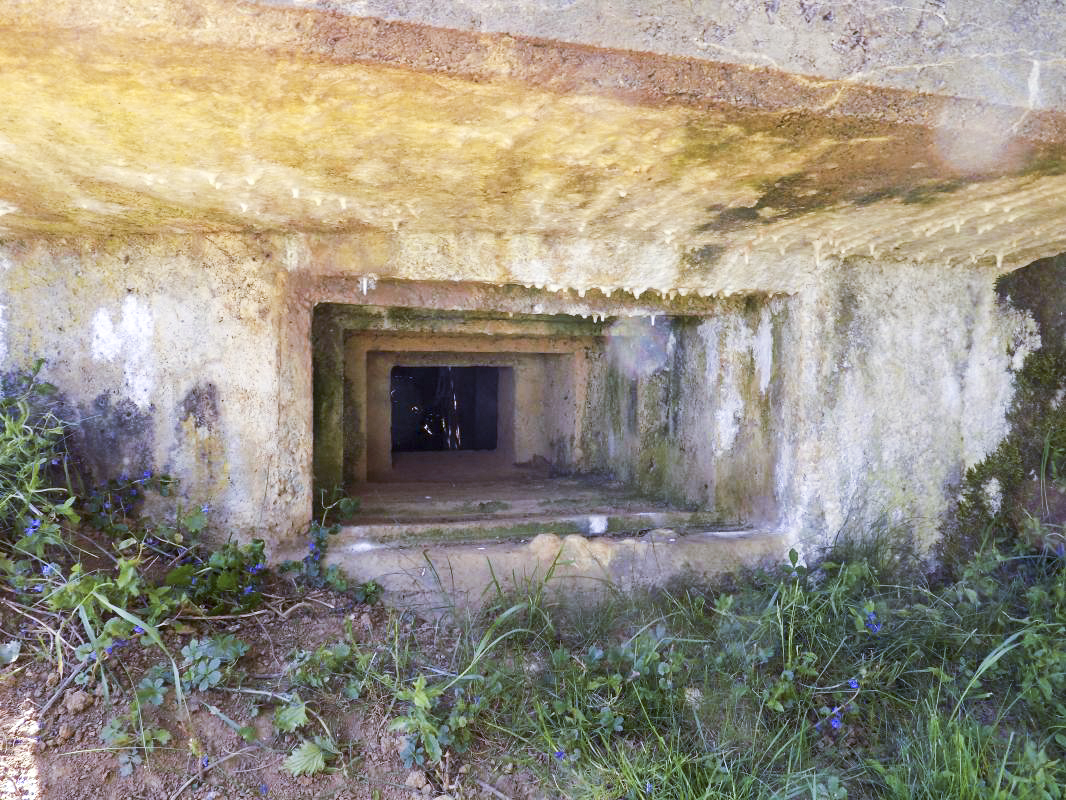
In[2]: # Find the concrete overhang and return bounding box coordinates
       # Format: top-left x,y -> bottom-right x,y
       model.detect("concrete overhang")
2,0 -> 1066,291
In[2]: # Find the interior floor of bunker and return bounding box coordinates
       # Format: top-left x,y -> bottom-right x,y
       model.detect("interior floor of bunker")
345,469 -> 743,544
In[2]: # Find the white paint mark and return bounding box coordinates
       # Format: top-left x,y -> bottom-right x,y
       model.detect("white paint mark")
588,515 -> 608,535
0,252 -> 11,271
284,238 -> 301,270
90,298 -> 156,408
291,187 -> 300,199
753,307 -> 774,394
1028,60 -> 1041,109
339,197 -> 348,210
91,309 -> 122,361
0,201 -> 17,216
118,297 -> 155,408
344,540 -> 381,553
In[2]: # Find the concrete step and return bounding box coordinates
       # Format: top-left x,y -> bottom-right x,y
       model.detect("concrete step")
287,527 -> 787,612
330,509 -> 736,545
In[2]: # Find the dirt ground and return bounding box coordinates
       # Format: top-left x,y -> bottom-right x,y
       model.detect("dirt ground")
0,589 -> 549,800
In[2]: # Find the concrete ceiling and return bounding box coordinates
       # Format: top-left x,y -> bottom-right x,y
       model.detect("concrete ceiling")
2,0 -> 1066,277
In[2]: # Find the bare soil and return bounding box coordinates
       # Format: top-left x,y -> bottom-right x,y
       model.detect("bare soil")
0,589 -> 549,800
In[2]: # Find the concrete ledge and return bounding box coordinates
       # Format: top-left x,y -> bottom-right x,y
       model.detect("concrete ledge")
293,528 -> 787,611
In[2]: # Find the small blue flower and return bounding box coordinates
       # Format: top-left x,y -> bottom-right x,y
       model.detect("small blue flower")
133,626 -> 145,635
242,586 -> 254,595
105,644 -> 114,655
200,504 -> 210,514
142,470 -> 152,479
554,750 -> 566,761
830,716 -> 842,730
146,537 -> 155,545
848,678 -> 859,690
259,784 -> 268,796
41,564 -> 51,575
645,781 -> 653,793
202,755 -> 209,768
31,585 -> 43,592
103,502 -> 111,510
129,489 -> 137,496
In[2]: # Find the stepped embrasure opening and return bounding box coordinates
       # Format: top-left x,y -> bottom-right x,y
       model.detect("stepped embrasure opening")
311,295 -> 766,539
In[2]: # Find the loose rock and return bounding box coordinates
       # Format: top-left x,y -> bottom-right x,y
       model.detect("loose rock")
62,689 -> 92,715
405,770 -> 428,790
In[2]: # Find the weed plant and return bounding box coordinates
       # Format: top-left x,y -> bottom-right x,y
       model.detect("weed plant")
0,367 -> 346,776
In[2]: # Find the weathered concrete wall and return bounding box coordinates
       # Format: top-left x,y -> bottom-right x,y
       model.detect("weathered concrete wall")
0,231 -> 1040,553
582,302 -> 783,525
0,236 -> 306,539
0,229 -> 1040,551
575,263 -> 1038,548
776,259 -> 1038,548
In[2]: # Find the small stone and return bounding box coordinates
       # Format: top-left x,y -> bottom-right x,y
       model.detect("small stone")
62,690 -> 92,715
457,764 -> 469,774
404,770 -> 428,790
432,795 -> 454,800
645,528 -> 676,542
359,612 -> 373,631
57,723 -> 74,742
45,672 -> 59,687
420,786 -> 433,798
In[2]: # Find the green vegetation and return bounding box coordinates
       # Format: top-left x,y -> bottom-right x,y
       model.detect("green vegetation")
0,366 -> 382,782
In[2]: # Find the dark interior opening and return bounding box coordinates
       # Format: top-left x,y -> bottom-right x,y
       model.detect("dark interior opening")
390,366 -> 498,452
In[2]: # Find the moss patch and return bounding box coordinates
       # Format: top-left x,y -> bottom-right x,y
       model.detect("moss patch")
938,256 -> 1066,571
